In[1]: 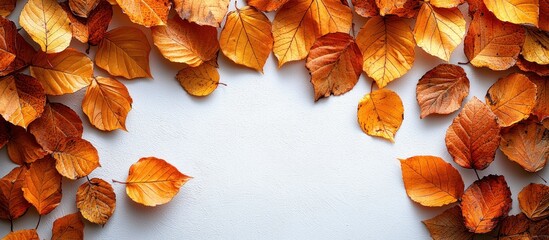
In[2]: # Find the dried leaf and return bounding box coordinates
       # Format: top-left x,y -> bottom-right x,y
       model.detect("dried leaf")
376,0 -> 420,18
28,102 -> 83,152
176,62 -> 220,97
30,49 -> 94,95
0,74 -> 46,128
152,17 -> 219,67
95,27 -> 152,79
0,17 -> 16,71
461,175 -> 512,233
7,125 -> 47,165
69,0 -> 100,17
486,73 -> 537,127
2,229 -> 39,240
0,32 -> 36,77
400,156 -> 464,207
356,15 -> 415,88
522,29 -> 549,65
220,6 -> 273,72
352,0 -> 379,17
247,0 -> 290,11
123,157 -> 191,207
0,0 -> 15,17
76,178 -> 116,225
52,213 -> 84,240
60,0 -> 113,45
499,214 -> 531,238
416,64 -> 470,118
501,121 -> 548,172
422,206 -> 474,240
60,1 -> 89,43
173,0 -> 229,27
52,137 -> 100,180
272,0 -> 353,66
517,55 -> 549,77
483,0 -> 539,26
429,0 -> 464,8
413,3 -> 466,61
541,0 -> 549,31
115,0 -> 169,27
530,75 -> 548,121
19,0 -> 72,53
0,117 -> 7,149
357,89 -> 404,142
529,218 -> 549,238
0,166 -> 31,221
22,156 -> 62,215
306,32 -> 362,101
518,183 -> 549,221
82,77 -> 133,131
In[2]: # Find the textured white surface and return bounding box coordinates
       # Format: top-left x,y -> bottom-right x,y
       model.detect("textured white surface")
2,2 -> 547,239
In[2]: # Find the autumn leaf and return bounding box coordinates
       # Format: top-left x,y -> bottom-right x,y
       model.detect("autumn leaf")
28,102 -> 83,152
0,0 -> 15,17
352,0 -> 378,17
2,229 -> 39,240
464,6 -> 526,70
19,0 -> 72,53
0,74 -> 46,128
220,6 -> 273,72
116,0 -> 169,27
541,0 -> 549,31
483,0 -> 539,26
416,64 -> 469,118
518,183 -> 549,221
0,166 -> 31,221
118,157 -> 191,207
306,32 -> 362,101
247,0 -> 290,11
413,3 -> 466,61
485,73 -> 537,127
0,28 -> 36,77
61,0 -> 113,45
522,29 -> 549,65
173,0 -> 229,27
376,0 -> 420,18
0,17 -> 16,71
60,1 -> 89,43
51,213 -> 84,239
0,118 -> 7,149
69,0 -> 100,17
429,0 -> 464,8
356,15 -> 415,88
272,0 -> 352,66
422,206 -> 474,240
76,178 -> 116,225
530,75 -> 548,121
517,55 -> 549,77
52,137 -> 100,180
176,61 -> 220,97
529,218 -> 549,238
95,27 -> 152,79
6,125 -> 47,165
357,89 -> 404,142
82,77 -> 133,131
152,16 -> 219,67
461,175 -> 512,233
22,156 -> 62,215
500,121 -> 548,172
445,97 -> 500,170
499,213 -> 531,239
30,49 -> 94,95
400,156 -> 464,207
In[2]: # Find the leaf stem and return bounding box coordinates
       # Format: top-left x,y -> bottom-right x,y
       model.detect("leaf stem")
458,61 -> 470,65
218,82 -> 228,86
112,179 -> 127,184
35,215 -> 41,230
536,172 -> 547,183
473,169 -> 481,181
370,81 -> 375,94
9,218 -> 13,232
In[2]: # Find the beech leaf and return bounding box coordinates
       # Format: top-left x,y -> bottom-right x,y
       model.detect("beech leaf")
517,55 -> 549,77
115,0 -> 169,27
0,0 -> 15,17
6,125 -> 47,165
357,89 -> 404,142
518,183 -> 549,221
28,102 -> 83,152
52,137 -> 100,180
530,75 -> 548,121
483,0 -> 539,26
499,213 -> 531,239
82,77 -> 133,131
422,206 -> 474,240
522,29 -> 549,65
376,0 -> 420,18
500,121 -> 549,172
0,74 -> 46,128
176,61 -> 220,97
352,0 -> 378,17
2,229 -> 39,240
173,0 -> 229,27
22,156 -> 62,215
69,0 -> 100,18
51,213 -> 84,240
76,178 -> 116,225
247,0 -> 290,11
0,166 -> 31,221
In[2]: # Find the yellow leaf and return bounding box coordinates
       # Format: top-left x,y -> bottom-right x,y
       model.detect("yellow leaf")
0,74 -> 45,128
220,6 -> 273,72
173,0 -> 229,27
176,61 -> 220,97
76,178 -> 116,225
69,0 -> 100,18
483,0 -> 539,26
95,27 -> 151,79
30,49 -> 94,95
357,15 -> 415,88
357,89 -> 404,142
413,3 -> 465,61
115,0 -> 169,27
19,0 -> 72,53
486,73 -> 537,127
522,29 -> 549,65
51,137 -> 100,180
82,77 -> 133,131
2,229 -> 39,240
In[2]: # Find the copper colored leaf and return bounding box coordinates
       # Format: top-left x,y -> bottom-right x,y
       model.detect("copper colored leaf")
422,206 -> 474,240
530,75 -> 548,121
530,219 -> 549,238
247,0 -> 290,11
95,27 -> 151,79
376,0 -> 420,18
0,17 -> 16,71
173,0 -> 229,27
483,0 -> 539,26
0,166 -> 30,220
176,62 -> 220,97
52,137 -> 100,180
69,0 -> 100,17
76,178 -> 116,225
500,214 -> 531,237
357,89 -> 404,142
152,17 -> 219,67
0,25 -> 36,77
87,0 -> 113,45
28,102 -> 83,152
523,29 -> 549,66
541,0 -> 549,31
0,0 -> 15,17
500,121 -> 548,172
486,73 -> 537,127
82,77 -> 133,131
22,156 -> 62,215
7,125 -> 47,165
352,0 -> 379,17
51,213 -> 84,240
0,74 -> 46,128
356,15 -> 415,88
518,183 -> 549,221
400,156 -> 464,207
2,229 -> 39,240
123,157 -> 191,207
115,0 -> 169,27
416,64 -> 470,118
60,1 -> 89,43
306,32 -> 362,101
0,117 -> 7,149
517,56 -> 549,77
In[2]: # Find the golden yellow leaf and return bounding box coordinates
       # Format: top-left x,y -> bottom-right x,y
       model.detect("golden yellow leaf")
483,0 -> 539,26
176,61 -> 220,97
115,0 -> 169,27
220,6 -> 273,72
82,77 -> 133,131
173,0 -> 229,27
7,125 -> 47,165
95,27 -> 151,79
76,178 -> 116,225
522,29 -> 549,65
357,15 -> 415,88
152,16 -> 219,67
413,3 -> 465,61
52,137 -> 100,180
52,213 -> 84,240
2,229 -> 39,240
22,156 -> 62,215
357,89 -> 404,142
0,74 -> 46,128
19,0 -> 72,53
376,0 -> 420,18
0,0 -> 15,17
247,0 -> 290,11
30,49 -> 93,95
429,0 -> 464,8
28,102 -> 83,152
69,0 -> 100,17
486,73 -> 537,127
272,0 -> 353,66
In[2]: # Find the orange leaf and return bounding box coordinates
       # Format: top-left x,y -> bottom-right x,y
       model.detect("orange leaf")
52,137 -> 100,180
357,89 -> 404,142
530,75 -> 548,121
0,18 -> 16,71
123,157 -> 191,206
60,1 -> 89,43
69,0 -> 100,17
429,0 -> 464,8
173,0 -> 229,27
52,213 -> 84,239
416,64 -> 470,118
7,125 -> 47,165
376,0 -> 420,18
22,156 -> 62,215
82,77 -> 133,131
0,30 -> 36,77
522,29 -> 549,65
445,97 -> 501,170
400,156 -> 464,207
248,0 -> 290,11
517,55 -> 549,77
0,74 -> 46,128
0,0 -> 15,17
486,73 -> 537,127
115,0 -> 169,27
461,175 -> 512,233
518,183 -> 549,221
176,61 -> 220,97
422,206 -> 474,240
61,0 -> 113,45
306,32 -> 362,101
28,102 -> 83,152
499,213 -> 531,238
483,0 -> 539,26
0,166 -> 31,221
541,0 -> 549,31
2,229 -> 39,240
76,178 -> 116,224
500,121 -> 548,172
352,0 -> 379,17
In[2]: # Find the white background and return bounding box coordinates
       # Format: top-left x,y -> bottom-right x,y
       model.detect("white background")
2,1 -> 547,239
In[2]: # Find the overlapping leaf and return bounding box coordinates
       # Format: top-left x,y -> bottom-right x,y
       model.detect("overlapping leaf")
76,178 -> 116,224
82,77 -> 133,131
0,74 -> 46,128
517,55 -> 549,77
376,0 -> 420,18
0,0 -> 15,17
423,206 -> 474,240
61,0 -> 113,45
22,156 -> 62,215
173,0 -> 229,27
115,0 -> 169,27
499,213 -> 531,239
486,73 -> 537,127
500,121 -> 548,172
357,89 -> 404,142
69,0 -> 100,17
522,29 -> 549,65
483,0 -> 539,26
52,137 -> 100,180
518,183 -> 549,221
352,0 -> 378,17
51,213 -> 84,239
0,167 -> 30,221
2,229 -> 39,240
531,75 -> 548,121
28,102 -> 83,152
247,0 -> 290,11
6,125 -> 47,165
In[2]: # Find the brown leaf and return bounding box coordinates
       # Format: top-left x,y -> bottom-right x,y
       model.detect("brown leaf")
486,73 -> 537,127
400,156 -> 464,207
247,0 -> 290,11
529,219 -> 549,239
28,102 -> 83,153
82,77 -> 133,131
501,121 -> 548,172
0,74 -> 46,128
173,0 -> 229,27
357,89 -> 404,142
76,178 -> 116,224
87,0 -> 112,45
0,117 -> 8,149
69,0 -> 100,17
176,61 -> 220,97
541,0 -> 549,32
0,166 -> 31,221
530,75 -> 548,121
352,0 -> 379,17
306,32 -> 362,101
2,229 -> 39,240
445,97 -> 501,170
500,214 -> 531,238
522,29 -> 549,65
376,0 -> 420,18
422,206 -> 474,240
416,64 -> 470,118
483,0 -> 539,26
0,0 -> 15,17
115,0 -> 169,27
22,156 -> 62,215
60,1 -> 89,43
52,137 -> 100,180
517,55 -> 549,77
0,17 -> 16,71
51,213 -> 84,240
7,125 -> 47,165
519,183 -> 549,221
